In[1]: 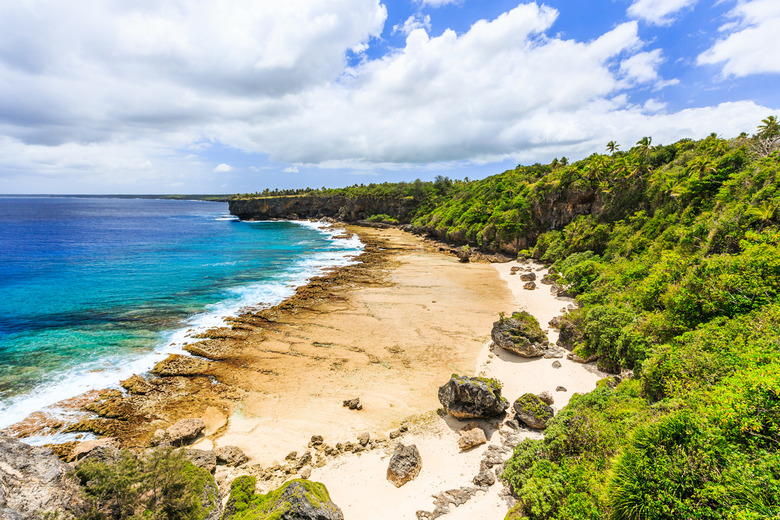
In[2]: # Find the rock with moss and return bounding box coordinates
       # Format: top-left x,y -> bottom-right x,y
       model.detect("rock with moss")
513,393 -> 554,430
438,375 -> 509,419
491,311 -> 550,357
556,315 -> 584,351
222,476 -> 343,520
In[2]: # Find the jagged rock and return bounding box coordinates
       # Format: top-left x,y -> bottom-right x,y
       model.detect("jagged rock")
556,386 -> 568,392
513,393 -> 554,430
342,397 -> 363,410
69,437 -> 120,462
0,432 -> 88,519
120,374 -> 155,395
300,467 -> 312,479
519,272 -> 536,281
154,418 -> 206,447
387,444 -> 422,487
182,448 -> 217,474
458,422 -> 487,451
215,445 -> 249,467
224,476 -> 342,520
491,311 -> 550,357
473,460 -> 496,487
523,281 -> 537,290
557,317 -> 584,351
510,266 -> 521,274
151,354 -> 214,377
538,391 -> 554,405
438,375 -> 509,419
357,432 -> 370,446
309,435 -> 324,447
540,273 -> 556,285
552,360 -> 562,368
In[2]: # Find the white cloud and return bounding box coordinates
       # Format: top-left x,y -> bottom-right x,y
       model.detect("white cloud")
417,0 -> 461,7
698,0 -> 780,76
627,0 -> 697,26
393,14 -> 432,36
0,1 -> 775,193
214,163 -> 233,172
283,166 -> 299,173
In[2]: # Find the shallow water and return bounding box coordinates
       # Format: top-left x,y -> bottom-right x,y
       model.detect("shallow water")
0,197 -> 362,428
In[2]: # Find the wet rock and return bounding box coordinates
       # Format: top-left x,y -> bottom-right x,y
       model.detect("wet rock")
513,393 -> 555,430
215,445 -> 249,467
120,374 -> 154,395
182,448 -> 217,474
523,281 -> 537,290
387,444 -> 422,487
458,422 -> 487,451
491,311 -> 550,358
0,432 -> 87,519
519,272 -> 536,282
342,397 -> 363,410
438,375 -> 509,420
223,476 -> 343,520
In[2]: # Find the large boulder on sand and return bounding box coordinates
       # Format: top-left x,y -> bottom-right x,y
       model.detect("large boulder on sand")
223,476 -> 343,520
491,311 -> 550,357
215,445 -> 248,467
387,444 -> 422,487
513,393 -> 555,430
438,375 -> 509,419
0,432 -> 87,519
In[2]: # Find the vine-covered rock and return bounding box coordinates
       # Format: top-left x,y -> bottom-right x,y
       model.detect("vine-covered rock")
491,311 -> 550,357
438,375 -> 509,419
223,476 -> 343,520
513,393 -> 554,430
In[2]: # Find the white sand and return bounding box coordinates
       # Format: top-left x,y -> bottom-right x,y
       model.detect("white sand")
303,260 -> 603,519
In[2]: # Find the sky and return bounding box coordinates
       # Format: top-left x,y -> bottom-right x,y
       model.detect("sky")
0,0 -> 778,194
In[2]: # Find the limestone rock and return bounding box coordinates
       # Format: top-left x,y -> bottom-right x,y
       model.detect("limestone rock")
342,397 -> 363,410
458,423 -> 487,451
183,448 -> 217,474
151,354 -> 214,377
0,432 -> 87,519
556,386 -> 568,392
387,444 -> 422,487
523,281 -> 537,290
215,445 -> 249,467
519,272 -> 536,282
513,393 -> 555,430
120,374 -> 154,395
157,418 -> 205,447
557,317 -> 584,351
538,391 -> 554,405
491,311 -> 550,357
438,375 -> 509,420
69,437 -> 120,462
357,432 -> 370,447
473,460 -> 496,487
552,360 -> 562,369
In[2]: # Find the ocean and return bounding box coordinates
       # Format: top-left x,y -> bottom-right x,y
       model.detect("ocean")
0,197 -> 363,432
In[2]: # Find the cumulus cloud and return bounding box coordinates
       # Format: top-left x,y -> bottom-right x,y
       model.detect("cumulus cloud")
698,0 -> 780,76
627,0 -> 697,25
0,1 -> 775,193
393,13 -> 432,36
283,166 -> 299,173
417,0 -> 461,7
214,163 -> 233,172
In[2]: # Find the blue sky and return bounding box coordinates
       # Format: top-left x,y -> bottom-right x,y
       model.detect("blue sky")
0,0 -> 778,194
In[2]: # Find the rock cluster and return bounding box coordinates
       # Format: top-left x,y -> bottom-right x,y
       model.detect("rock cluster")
342,397 -> 363,410
491,311 -> 550,357
438,375 -> 509,419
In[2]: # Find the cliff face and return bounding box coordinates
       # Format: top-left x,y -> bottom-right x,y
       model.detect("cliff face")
229,195 -> 419,223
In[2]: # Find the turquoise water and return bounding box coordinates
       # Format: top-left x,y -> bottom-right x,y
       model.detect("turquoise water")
0,197 -> 363,428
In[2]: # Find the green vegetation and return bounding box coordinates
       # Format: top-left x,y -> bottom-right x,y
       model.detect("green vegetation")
231,118 -> 780,518
222,477 -> 339,520
73,448 -> 219,520
365,213 -> 399,224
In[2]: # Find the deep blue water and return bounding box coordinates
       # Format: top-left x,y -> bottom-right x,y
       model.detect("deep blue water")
0,197 -> 362,428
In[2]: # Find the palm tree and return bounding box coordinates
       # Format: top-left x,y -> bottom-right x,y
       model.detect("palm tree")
757,115 -> 780,139
746,200 -> 778,222
636,136 -> 652,162
606,141 -> 620,154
